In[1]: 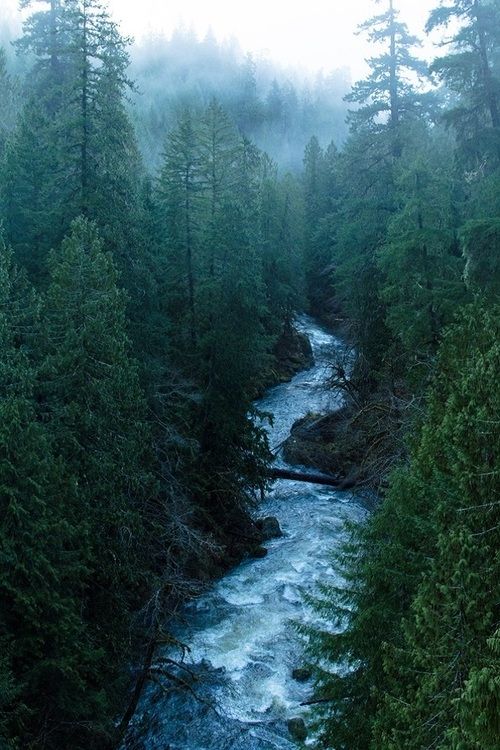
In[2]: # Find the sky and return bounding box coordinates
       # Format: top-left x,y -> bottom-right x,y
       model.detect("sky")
109,0 -> 439,76
3,0 -> 439,77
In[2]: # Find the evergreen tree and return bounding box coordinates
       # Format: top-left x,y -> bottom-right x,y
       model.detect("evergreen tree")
347,0 -> 430,155
374,303 -> 500,750
307,304 -> 500,750
259,157 -> 305,327
0,234 -> 97,748
377,127 -> 466,378
39,217 -> 157,742
427,0 -> 500,163
0,48 -> 19,161
194,102 -> 271,526
157,110 -> 202,355
461,217 -> 500,298
5,0 -> 144,282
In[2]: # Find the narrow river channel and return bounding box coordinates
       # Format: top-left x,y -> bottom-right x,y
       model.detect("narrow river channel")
124,317 -> 367,750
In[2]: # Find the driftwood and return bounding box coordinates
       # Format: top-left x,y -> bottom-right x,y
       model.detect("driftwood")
300,696 -> 335,707
270,467 -> 356,490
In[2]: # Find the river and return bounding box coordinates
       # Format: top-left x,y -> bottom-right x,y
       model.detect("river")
124,316 -> 367,750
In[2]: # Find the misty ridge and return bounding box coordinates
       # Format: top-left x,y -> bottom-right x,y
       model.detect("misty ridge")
0,15 -> 351,172
129,28 -> 351,171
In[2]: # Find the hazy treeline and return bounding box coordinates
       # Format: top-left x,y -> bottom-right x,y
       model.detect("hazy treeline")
129,28 -> 350,171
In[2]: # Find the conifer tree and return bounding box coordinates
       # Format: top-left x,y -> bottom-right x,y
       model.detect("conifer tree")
5,0 -> 144,281
0,234 -> 97,748
373,303 -> 500,750
40,217 -> 156,735
347,0 -> 430,155
427,0 -> 500,163
377,128 -> 466,377
259,157 -> 304,326
158,110 -> 202,354
0,48 -> 19,160
194,102 -> 270,527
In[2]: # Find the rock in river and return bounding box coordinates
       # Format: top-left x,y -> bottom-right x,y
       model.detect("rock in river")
255,516 -> 283,540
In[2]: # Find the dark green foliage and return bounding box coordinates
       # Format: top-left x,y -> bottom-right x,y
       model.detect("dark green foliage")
156,101 -> 275,535
40,219 -> 156,678
377,130 -> 467,376
4,0 -> 144,282
306,305 -> 500,750
373,304 -> 500,750
3,0 -> 500,747
427,0 -> 500,163
303,4 -> 500,749
2,3 -> 300,749
461,217 -> 500,298
0,47 -> 19,159
0,233 -> 99,748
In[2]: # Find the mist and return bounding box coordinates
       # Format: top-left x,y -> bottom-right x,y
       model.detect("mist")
129,29 -> 351,171
1,0 -> 442,172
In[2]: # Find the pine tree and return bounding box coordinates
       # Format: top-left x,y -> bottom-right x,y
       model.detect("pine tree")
374,303 -> 500,750
157,110 -> 202,355
427,0 -> 500,164
193,102 -> 270,528
347,0 -> 430,155
5,0 -> 144,282
461,217 -> 500,299
259,157 -> 304,327
0,48 -> 19,161
40,217 -> 157,739
0,233 -> 98,748
376,127 -> 466,377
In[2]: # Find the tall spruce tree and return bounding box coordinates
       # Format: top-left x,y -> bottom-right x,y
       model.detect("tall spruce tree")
347,0 -> 430,155
373,303 -> 500,750
0,48 -> 19,161
427,0 -> 500,163
0,234 -> 100,748
158,110 -> 202,356
5,0 -> 144,283
39,217 -> 156,742
376,127 -> 466,379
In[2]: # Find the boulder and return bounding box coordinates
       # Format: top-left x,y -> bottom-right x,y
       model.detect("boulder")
287,717 -> 308,742
255,516 -> 283,540
292,667 -> 312,683
249,546 -> 268,559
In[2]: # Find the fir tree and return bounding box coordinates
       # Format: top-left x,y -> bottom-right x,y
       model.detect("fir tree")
377,127 -> 466,377
347,0 -> 430,155
374,303 -> 500,750
0,234 -> 97,748
40,217 -> 157,741
157,110 -> 202,355
427,0 -> 500,164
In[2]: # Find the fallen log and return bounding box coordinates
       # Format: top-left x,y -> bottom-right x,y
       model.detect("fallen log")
270,467 -> 356,490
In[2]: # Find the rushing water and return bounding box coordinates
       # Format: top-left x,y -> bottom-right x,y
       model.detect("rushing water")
124,317 -> 366,750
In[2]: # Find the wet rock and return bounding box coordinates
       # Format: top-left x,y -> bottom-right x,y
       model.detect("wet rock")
288,717 -> 308,742
256,516 -> 283,540
292,667 -> 312,682
249,545 -> 268,559
258,323 -> 314,394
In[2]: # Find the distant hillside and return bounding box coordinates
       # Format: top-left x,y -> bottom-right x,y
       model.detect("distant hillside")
129,29 -> 350,171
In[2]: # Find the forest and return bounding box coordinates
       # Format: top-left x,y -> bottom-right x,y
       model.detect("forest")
0,0 -> 498,749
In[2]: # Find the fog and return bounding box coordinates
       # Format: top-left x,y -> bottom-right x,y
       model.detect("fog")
0,0 -> 445,171
4,0 -> 439,77
110,0 -> 439,77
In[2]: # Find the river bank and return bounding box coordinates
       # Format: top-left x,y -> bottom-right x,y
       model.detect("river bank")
122,317 -> 366,750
